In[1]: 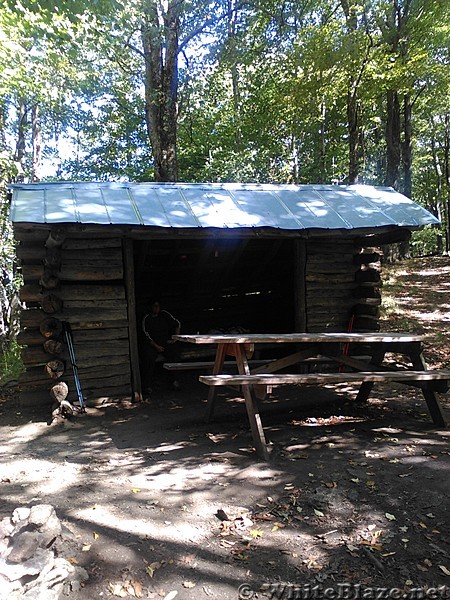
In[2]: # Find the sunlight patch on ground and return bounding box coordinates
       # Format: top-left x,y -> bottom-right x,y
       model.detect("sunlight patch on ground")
0,457 -> 81,494
74,504 -> 209,543
408,310 -> 450,321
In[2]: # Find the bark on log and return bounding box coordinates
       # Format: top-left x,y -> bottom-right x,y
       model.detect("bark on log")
43,338 -> 63,355
49,381 -> 69,403
23,339 -> 129,365
20,284 -> 125,302
69,328 -> 129,343
19,358 -> 130,385
44,248 -> 62,269
355,229 -> 411,247
62,238 -> 122,250
23,264 -> 123,281
45,229 -> 66,248
40,294 -> 63,314
21,307 -> 128,328
39,317 -> 63,338
19,383 -> 132,408
61,247 -> 123,261
45,360 -> 65,379
39,269 -> 60,290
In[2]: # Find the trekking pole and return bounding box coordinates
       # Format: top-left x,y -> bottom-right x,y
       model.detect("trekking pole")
63,321 -> 86,412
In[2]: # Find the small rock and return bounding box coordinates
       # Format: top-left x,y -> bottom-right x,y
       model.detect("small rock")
11,507 -> 30,525
0,517 -> 14,540
28,505 -> 55,528
7,532 -> 40,564
0,548 -> 53,582
29,505 -> 61,547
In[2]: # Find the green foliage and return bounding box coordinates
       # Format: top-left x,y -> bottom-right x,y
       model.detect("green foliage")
409,226 -> 443,258
0,0 -> 448,247
0,338 -> 24,385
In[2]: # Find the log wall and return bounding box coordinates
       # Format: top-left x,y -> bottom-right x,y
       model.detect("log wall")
15,227 -> 131,409
305,238 -> 382,333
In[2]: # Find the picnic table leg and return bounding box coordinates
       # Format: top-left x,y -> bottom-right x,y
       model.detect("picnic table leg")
241,383 -> 270,460
235,344 -> 270,460
355,345 -> 387,403
410,348 -> 447,427
206,344 -> 227,422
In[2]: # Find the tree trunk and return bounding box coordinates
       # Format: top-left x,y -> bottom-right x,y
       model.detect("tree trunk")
401,95 -> 412,198
341,0 -> 362,184
31,104 -> 42,182
347,91 -> 360,184
141,0 -> 180,182
228,0 -> 241,147
14,100 -> 27,181
444,113 -> 450,252
385,90 -> 401,189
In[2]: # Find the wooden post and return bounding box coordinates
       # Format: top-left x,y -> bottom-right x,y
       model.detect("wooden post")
294,238 -> 307,332
123,238 -> 142,402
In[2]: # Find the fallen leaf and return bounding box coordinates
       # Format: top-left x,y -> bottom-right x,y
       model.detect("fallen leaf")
182,581 -> 196,589
203,587 -> 214,596
351,478 -> 360,483
68,557 -> 79,565
93,532 -> 100,539
250,529 -> 263,538
381,552 -> 396,557
385,513 -> 396,521
109,582 -> 128,597
131,488 -> 141,493
419,522 -> 428,529
439,565 -> 450,576
324,481 -> 337,488
314,509 -> 324,517
163,592 -> 178,600
130,580 -> 143,598
146,561 -> 162,578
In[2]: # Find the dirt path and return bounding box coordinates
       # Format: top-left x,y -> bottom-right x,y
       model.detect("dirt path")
1,257 -> 449,599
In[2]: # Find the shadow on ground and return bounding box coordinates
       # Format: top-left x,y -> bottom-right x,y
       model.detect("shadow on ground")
1,373 -> 449,599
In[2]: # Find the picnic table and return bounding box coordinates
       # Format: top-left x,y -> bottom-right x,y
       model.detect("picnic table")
172,333 -> 449,460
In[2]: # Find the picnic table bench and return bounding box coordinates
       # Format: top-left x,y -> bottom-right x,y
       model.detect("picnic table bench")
173,333 -> 449,460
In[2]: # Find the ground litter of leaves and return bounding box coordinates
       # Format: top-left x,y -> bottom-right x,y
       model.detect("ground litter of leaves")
0,256 -> 449,599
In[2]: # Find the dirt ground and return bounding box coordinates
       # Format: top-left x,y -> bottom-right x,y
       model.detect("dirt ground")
1,257 -> 449,600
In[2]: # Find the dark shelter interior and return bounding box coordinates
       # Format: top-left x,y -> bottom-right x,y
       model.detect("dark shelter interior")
133,236 -> 296,338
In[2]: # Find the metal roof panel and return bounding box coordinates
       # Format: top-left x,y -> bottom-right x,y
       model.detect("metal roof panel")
8,182 -> 441,231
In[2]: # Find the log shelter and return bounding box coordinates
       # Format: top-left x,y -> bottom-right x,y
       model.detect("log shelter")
7,182 -> 440,410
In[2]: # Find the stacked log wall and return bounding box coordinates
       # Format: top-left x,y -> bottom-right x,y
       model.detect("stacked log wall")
305,238 -> 382,333
352,244 -> 383,332
15,227 -> 131,409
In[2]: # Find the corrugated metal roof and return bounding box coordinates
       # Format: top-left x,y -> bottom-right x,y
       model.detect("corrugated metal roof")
8,181 -> 440,231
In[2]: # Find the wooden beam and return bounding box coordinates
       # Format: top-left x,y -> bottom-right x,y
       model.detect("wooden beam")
294,238 -> 307,332
123,238 -> 142,402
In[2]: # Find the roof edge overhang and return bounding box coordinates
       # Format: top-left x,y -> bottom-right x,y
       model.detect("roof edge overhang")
12,221 -> 418,244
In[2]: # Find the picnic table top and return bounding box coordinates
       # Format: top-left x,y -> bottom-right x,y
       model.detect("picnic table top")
172,332 -> 425,344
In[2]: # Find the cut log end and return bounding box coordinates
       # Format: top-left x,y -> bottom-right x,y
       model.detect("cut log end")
45,359 -> 65,379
